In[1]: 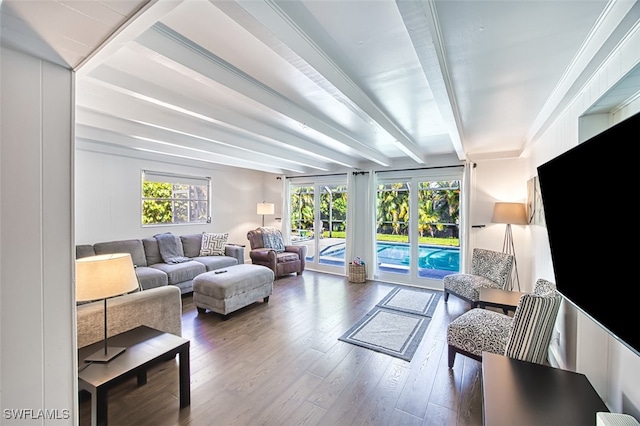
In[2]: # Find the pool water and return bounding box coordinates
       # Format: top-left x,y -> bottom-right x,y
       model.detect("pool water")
318,242 -> 460,279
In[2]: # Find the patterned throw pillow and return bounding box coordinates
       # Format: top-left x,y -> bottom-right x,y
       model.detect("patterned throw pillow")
200,232 -> 228,256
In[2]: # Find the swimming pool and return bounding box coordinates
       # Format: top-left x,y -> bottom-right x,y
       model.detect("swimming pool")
317,241 -> 460,279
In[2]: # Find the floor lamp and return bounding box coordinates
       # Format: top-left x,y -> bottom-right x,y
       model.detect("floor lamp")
257,202 -> 274,227
76,253 -> 140,362
492,202 -> 528,291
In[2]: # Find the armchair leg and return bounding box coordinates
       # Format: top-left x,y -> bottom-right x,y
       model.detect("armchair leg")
448,345 -> 456,368
444,291 -> 450,302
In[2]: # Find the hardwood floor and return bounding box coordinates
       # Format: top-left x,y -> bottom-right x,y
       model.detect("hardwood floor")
79,271 -> 483,426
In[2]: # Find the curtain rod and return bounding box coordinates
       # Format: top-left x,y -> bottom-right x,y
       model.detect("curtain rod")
283,164 -> 468,179
283,172 -> 349,179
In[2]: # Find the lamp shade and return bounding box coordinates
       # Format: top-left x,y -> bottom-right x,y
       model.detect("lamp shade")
492,202 -> 528,225
257,202 -> 275,215
76,253 -> 139,302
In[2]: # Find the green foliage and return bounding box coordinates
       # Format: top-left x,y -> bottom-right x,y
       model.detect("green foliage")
142,182 -> 210,225
142,182 -> 173,224
291,180 -> 460,246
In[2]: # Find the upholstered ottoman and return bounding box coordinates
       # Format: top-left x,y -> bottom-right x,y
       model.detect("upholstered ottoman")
193,264 -> 274,319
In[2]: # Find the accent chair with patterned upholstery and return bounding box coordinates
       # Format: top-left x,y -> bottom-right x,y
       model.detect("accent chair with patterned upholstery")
443,248 -> 514,307
446,278 -> 562,367
247,227 -> 307,278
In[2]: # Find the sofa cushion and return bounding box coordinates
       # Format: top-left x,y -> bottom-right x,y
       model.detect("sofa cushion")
150,260 -> 206,285
180,234 -> 203,258
135,266 -> 169,290
200,232 -> 228,256
142,237 -> 163,266
93,239 -> 147,267
192,255 -> 238,271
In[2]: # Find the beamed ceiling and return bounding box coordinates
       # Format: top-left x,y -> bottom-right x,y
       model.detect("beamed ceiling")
2,0 -> 640,175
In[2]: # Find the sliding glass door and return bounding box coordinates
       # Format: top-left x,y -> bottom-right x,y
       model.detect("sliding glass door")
289,178 -> 347,273
376,174 -> 460,287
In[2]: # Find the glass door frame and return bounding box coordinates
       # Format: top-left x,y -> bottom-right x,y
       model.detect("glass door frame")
288,176 -> 347,275
375,171 -> 461,288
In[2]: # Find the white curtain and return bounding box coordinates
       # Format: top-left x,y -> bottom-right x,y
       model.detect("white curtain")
365,171 -> 377,279
460,162 -> 475,273
345,171 -> 377,279
280,176 -> 292,244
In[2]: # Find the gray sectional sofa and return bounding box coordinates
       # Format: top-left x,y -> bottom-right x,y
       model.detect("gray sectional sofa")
76,233 -> 245,294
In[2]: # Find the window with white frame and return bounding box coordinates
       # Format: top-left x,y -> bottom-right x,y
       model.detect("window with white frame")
141,170 -> 211,226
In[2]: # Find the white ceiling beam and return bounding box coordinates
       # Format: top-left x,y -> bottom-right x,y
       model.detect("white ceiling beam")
232,0 -> 425,164
75,85 -> 332,173
82,65 -> 356,168
396,0 -> 466,161
76,126 -> 293,174
76,109 -> 318,173
525,0 -> 639,145
76,0 -> 184,74
135,22 -> 391,167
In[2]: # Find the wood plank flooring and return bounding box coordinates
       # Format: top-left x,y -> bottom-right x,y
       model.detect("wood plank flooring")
78,271 -> 484,426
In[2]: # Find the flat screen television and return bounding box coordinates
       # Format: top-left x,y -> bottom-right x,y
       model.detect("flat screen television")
537,110 -> 640,357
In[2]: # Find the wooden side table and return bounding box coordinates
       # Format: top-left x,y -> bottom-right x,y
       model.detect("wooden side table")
478,288 -> 525,314
78,326 -> 190,426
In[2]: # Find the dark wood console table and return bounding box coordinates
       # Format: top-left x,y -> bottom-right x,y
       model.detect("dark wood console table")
78,326 -> 190,426
482,352 -> 608,425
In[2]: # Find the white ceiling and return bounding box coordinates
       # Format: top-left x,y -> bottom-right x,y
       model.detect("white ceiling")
2,0 -> 639,175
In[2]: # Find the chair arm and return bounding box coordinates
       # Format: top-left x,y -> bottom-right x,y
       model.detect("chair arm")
284,245 -> 307,270
285,245 -> 307,257
249,248 -> 277,265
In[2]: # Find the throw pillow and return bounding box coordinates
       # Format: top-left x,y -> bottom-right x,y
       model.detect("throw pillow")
261,227 -> 285,253
200,232 -> 228,256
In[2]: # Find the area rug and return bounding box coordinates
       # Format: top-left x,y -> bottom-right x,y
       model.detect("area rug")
376,286 -> 440,316
339,287 -> 442,361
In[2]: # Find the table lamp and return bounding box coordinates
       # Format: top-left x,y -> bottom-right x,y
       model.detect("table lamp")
492,202 -> 528,291
76,253 -> 139,362
257,202 -> 275,227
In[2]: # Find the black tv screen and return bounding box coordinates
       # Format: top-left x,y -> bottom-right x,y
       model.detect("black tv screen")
537,111 -> 640,356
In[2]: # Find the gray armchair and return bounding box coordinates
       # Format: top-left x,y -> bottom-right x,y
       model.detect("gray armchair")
443,248 -> 514,307
446,278 -> 562,367
247,227 -> 307,278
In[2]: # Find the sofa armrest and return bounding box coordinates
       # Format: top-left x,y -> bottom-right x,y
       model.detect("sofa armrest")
77,286 -> 182,349
225,244 -> 245,265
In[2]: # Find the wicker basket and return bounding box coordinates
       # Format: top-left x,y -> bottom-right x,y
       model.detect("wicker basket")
348,264 -> 366,283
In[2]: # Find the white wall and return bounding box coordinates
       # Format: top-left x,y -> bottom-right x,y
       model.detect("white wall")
1,47 -> 75,425
75,148 -> 273,261
471,158 -> 534,292
526,19 -> 640,418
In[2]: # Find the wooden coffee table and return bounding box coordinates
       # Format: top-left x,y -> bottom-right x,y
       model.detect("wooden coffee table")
78,326 -> 190,426
478,288 -> 525,313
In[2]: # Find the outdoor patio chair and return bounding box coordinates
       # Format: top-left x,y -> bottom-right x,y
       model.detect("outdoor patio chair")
443,248 -> 514,307
446,278 -> 562,367
247,227 -> 307,278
